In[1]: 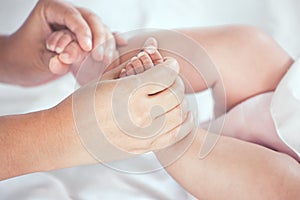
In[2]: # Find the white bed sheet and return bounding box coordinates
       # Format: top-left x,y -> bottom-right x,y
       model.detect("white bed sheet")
1,0 -> 300,199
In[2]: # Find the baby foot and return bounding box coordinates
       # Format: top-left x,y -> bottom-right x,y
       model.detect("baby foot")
119,37 -> 163,78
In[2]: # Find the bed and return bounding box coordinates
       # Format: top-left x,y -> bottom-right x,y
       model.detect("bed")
0,0 -> 299,199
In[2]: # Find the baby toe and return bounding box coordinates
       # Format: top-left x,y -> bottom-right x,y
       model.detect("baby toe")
144,47 -> 163,65
130,56 -> 145,74
119,68 -> 127,78
137,51 -> 154,70
125,62 -> 135,76
143,37 -> 158,48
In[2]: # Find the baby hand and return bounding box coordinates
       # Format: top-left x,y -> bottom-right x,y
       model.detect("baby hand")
46,29 -> 127,83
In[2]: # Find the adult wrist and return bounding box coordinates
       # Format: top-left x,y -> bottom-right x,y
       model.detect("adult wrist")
51,97 -> 98,168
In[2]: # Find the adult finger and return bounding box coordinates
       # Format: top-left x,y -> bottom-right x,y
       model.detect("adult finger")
151,112 -> 194,150
138,57 -> 180,94
113,32 -> 128,47
77,7 -> 107,47
43,0 -> 92,51
148,77 -> 185,117
90,27 -> 114,62
151,98 -> 189,136
123,97 -> 189,140
103,32 -> 117,65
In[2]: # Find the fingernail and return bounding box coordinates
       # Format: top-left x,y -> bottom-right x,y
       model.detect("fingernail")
60,53 -> 69,62
120,68 -> 126,78
86,37 -> 92,50
137,51 -> 147,58
144,46 -> 156,54
132,56 -> 138,61
56,47 -> 63,54
105,48 -> 114,59
46,43 -> 55,51
145,38 -> 153,45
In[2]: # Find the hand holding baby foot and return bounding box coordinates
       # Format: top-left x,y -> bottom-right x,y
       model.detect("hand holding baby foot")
71,56 -> 194,160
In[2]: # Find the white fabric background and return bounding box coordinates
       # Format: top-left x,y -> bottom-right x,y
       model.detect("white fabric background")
0,0 -> 300,199
271,58 -> 300,157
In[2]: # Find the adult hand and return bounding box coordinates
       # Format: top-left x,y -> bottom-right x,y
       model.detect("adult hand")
70,57 -> 194,162
1,0 -> 114,86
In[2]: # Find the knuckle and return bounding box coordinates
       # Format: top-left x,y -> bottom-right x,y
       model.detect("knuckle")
61,29 -> 74,37
75,25 -> 89,36
60,36 -> 70,44
98,30 -> 106,38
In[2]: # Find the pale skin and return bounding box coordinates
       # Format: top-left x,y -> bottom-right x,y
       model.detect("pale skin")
49,26 -> 290,109
0,1 -> 190,180
0,0 -> 126,86
49,26 -> 300,199
116,31 -> 299,161
119,28 -> 300,199
130,28 -> 300,199
0,62 -> 191,180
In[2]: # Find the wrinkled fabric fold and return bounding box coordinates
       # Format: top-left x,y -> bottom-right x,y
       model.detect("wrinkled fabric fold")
271,58 -> 300,158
